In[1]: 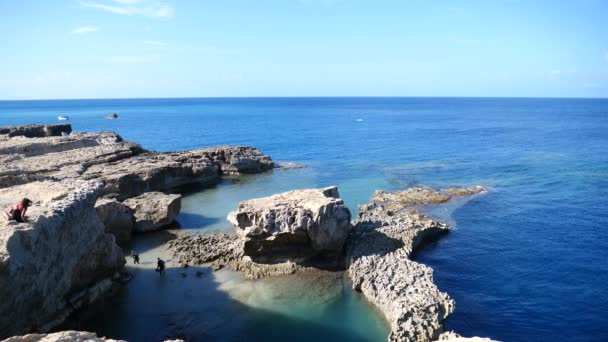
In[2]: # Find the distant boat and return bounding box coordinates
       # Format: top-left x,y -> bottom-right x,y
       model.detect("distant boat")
356,118 -> 364,122
57,115 -> 69,121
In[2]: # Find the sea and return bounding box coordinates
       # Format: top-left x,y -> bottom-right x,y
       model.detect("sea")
1,97 -> 607,341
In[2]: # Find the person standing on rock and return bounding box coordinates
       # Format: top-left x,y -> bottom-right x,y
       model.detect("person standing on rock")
156,257 -> 166,275
3,198 -> 32,223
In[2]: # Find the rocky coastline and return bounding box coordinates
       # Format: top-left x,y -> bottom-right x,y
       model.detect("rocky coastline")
0,124 -> 274,339
168,185 -> 493,341
1,123 -> 494,341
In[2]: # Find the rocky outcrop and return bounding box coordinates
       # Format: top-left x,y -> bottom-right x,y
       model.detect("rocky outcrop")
168,233 -> 239,266
0,125 -> 274,199
227,186 -> 351,261
95,199 -> 133,242
346,186 -> 486,342
3,330 -> 187,342
0,124 -> 276,338
371,185 -> 486,210
0,180 -> 125,338
436,331 -> 499,341
0,124 -> 72,138
0,131 -> 142,189
124,192 -> 181,232
2,330 -> 126,342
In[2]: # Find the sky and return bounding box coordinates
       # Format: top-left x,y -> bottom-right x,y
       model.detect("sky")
0,0 -> 607,100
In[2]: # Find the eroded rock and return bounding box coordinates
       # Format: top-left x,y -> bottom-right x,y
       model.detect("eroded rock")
0,124 -> 72,138
124,192 -> 181,232
227,186 -> 351,261
346,186 -> 487,342
95,199 -> 133,242
0,125 -> 274,200
0,180 -> 125,338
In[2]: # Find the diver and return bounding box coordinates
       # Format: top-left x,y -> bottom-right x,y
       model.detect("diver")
156,257 -> 166,275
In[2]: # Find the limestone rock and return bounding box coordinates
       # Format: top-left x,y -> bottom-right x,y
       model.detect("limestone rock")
124,192 -> 181,232
168,233 -> 239,266
227,186 -> 351,260
2,330 -> 187,342
371,185 -> 487,212
346,186 -> 487,342
197,146 -> 274,175
0,180 -> 125,338
436,331 -> 499,341
1,330 -> 125,342
95,199 -> 133,242
0,124 -> 72,138
0,132 -> 142,189
0,125 -> 274,200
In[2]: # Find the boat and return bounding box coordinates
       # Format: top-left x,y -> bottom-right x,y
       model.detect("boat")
57,115 -> 69,121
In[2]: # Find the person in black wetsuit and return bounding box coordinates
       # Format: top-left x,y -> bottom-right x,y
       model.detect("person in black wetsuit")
131,251 -> 140,264
3,198 -> 32,223
156,257 -> 166,275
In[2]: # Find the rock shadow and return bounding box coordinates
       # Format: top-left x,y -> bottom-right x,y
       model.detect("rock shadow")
57,266 -> 376,342
121,229 -> 179,255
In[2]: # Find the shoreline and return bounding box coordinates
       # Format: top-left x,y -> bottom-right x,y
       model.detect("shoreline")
1,123 -> 493,341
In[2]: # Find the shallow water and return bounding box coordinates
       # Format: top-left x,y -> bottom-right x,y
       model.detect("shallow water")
2,97 -> 608,341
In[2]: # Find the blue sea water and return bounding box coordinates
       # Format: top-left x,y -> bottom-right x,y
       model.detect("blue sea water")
1,97 -> 607,341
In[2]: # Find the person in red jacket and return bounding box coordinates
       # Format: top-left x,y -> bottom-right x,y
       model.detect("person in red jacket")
3,198 -> 33,223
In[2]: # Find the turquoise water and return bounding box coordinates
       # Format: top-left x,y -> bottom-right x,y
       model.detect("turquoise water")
1,97 -> 608,341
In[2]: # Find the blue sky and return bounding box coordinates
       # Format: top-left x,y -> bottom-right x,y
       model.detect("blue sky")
1,0 -> 607,99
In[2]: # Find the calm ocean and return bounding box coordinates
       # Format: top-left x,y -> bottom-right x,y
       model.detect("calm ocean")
1,97 -> 607,341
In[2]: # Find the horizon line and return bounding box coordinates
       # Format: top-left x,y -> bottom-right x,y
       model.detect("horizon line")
1,95 -> 608,102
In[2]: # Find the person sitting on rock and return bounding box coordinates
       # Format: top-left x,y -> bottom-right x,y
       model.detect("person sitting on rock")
156,257 -> 166,275
3,198 -> 33,223
131,251 -> 140,264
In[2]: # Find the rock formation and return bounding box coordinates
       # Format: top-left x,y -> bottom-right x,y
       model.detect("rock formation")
0,124 -> 72,138
227,186 -> 351,261
436,331 -> 499,341
95,199 -> 133,242
168,183 -> 488,340
124,192 -> 181,232
0,180 -> 125,338
0,124 -> 276,338
346,186 -> 486,342
2,331 -> 126,342
106,113 -> 118,119
0,125 -> 274,199
3,330 -> 187,342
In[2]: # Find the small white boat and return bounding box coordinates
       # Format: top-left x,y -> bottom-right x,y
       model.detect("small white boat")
356,118 -> 364,122
57,115 -> 69,121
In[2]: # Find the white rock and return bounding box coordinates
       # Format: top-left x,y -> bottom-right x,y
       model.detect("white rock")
227,186 -> 351,260
124,192 -> 181,232
95,199 -> 133,242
